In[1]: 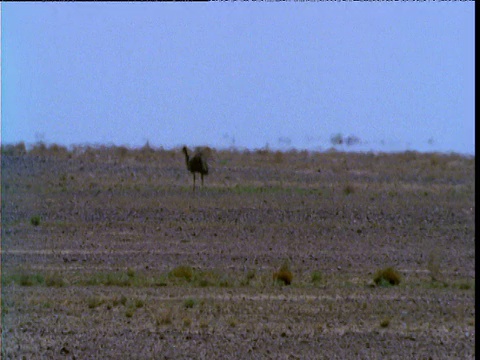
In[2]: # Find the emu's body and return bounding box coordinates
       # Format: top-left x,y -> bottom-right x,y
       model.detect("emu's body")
182,146 -> 208,191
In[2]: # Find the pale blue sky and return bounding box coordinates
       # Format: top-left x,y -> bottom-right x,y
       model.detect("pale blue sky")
1,2 -> 475,154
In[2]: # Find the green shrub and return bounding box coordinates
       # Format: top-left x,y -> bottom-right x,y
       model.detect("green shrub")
127,268 -> 136,278
2,142 -> 27,156
18,273 -> 45,286
30,216 -> 41,226
373,267 -> 401,287
87,296 -> 105,309
343,184 -> 355,195
380,318 -> 390,328
125,308 -> 135,318
134,298 -> 145,308
183,298 -> 196,309
45,273 -> 67,287
169,266 -> 194,282
311,271 -> 323,284
155,309 -> 173,326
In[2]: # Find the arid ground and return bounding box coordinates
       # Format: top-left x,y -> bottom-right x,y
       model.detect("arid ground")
1,144 -> 475,359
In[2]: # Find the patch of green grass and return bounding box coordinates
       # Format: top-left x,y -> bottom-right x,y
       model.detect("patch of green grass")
12,273 -> 45,286
155,309 -> 173,326
453,281 -> 474,290
273,261 -> 293,286
85,272 -> 133,287
240,269 -> 256,286
373,267 -> 401,287
311,271 -> 323,284
218,274 -> 234,288
45,272 -> 67,287
343,184 -> 355,195
182,317 -> 192,327
380,318 -> 391,328
87,296 -> 106,309
169,266 -> 194,282
112,295 -> 128,307
127,267 -> 136,278
30,215 -> 41,226
227,317 -> 238,327
183,298 -> 197,309
134,298 -> 145,308
125,308 -> 135,318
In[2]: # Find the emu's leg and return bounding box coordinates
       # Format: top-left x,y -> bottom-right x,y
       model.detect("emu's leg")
193,173 -> 196,192
201,174 -> 204,187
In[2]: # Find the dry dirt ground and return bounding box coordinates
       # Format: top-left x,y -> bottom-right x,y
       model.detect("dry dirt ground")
1,145 -> 475,359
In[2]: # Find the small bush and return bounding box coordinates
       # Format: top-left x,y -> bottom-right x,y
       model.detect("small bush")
29,142 -> 48,156
134,298 -> 145,308
2,142 -> 27,156
125,308 -> 135,318
228,317 -> 237,327
427,248 -> 443,282
273,270 -> 293,285
273,261 -> 293,285
86,272 -> 132,287
112,295 -> 127,307
127,268 -> 136,278
343,184 -> 355,195
115,146 -> 129,160
182,317 -> 192,327
273,151 -> 284,164
30,216 -> 41,226
311,271 -> 323,284
48,144 -> 69,157
169,266 -> 194,282
218,275 -> 234,288
380,318 -> 390,328
45,273 -> 67,287
373,267 -> 401,286
18,273 -> 44,286
87,296 -> 105,309
155,309 -> 173,326
183,298 -> 196,309
456,281 -> 472,290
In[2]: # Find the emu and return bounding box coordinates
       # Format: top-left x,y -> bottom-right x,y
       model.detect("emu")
182,146 -> 208,192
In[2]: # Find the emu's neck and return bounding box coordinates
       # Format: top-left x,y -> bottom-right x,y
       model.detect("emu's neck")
183,149 -> 190,168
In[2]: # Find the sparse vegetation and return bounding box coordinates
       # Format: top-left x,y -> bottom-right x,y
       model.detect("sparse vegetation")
155,309 -> 173,326
183,298 -> 197,309
1,146 -> 474,358
125,308 -> 135,318
182,317 -> 192,327
87,296 -> 106,309
45,272 -> 67,287
30,216 -> 41,226
427,247 -> 444,283
169,266 -> 195,282
373,267 -> 402,287
273,261 -> 293,285
311,271 -> 323,284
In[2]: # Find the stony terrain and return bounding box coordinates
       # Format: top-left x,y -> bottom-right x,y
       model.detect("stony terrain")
1,144 -> 475,359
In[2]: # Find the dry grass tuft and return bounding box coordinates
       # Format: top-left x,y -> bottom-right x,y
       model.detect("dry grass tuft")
169,266 -> 194,282
373,267 -> 401,286
343,184 -> 355,195
273,270 -> 293,285
273,261 -> 293,285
